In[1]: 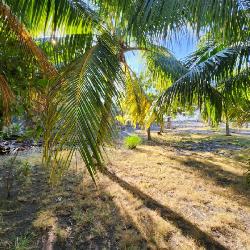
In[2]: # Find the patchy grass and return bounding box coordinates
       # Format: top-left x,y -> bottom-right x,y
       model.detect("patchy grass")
13,234 -> 34,250
0,129 -> 250,249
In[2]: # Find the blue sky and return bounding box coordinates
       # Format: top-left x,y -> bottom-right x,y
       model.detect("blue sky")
126,30 -> 199,74
165,31 -> 198,60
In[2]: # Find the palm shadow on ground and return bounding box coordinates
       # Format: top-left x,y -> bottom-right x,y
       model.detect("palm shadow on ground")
0,162 -> 147,249
176,157 -> 250,201
140,133 -> 250,200
102,168 -> 227,250
141,132 -> 250,154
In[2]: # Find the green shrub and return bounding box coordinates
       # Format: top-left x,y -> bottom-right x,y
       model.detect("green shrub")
124,135 -> 142,149
0,123 -> 21,140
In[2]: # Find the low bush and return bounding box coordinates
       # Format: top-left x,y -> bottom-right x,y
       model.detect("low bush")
124,135 -> 142,149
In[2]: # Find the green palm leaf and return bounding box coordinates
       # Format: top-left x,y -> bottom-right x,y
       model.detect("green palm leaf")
158,44 -> 249,109
120,67 -> 151,127
142,44 -> 187,90
130,0 -> 249,42
43,33 -> 124,183
37,34 -> 94,68
3,0 -> 98,36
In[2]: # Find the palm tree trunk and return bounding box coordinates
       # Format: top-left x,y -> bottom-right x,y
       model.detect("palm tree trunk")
147,127 -> 151,140
225,110 -> 231,136
160,122 -> 164,134
159,114 -> 164,134
224,101 -> 231,136
226,119 -> 230,136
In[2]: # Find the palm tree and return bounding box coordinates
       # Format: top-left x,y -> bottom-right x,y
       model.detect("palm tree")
1,0 -> 249,181
156,36 -> 250,135
116,72 -> 154,140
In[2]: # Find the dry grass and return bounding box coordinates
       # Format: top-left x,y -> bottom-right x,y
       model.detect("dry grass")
100,131 -> 250,249
33,210 -> 57,231
1,129 -> 250,249
101,176 -> 204,249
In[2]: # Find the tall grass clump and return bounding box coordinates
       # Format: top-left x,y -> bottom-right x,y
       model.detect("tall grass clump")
124,135 -> 142,149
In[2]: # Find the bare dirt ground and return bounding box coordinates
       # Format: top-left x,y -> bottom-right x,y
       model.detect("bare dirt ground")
0,127 -> 250,249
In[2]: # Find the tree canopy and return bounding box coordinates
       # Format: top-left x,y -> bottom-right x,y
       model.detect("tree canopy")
0,0 -> 249,181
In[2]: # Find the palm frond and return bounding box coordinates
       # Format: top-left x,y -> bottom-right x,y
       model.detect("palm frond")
182,41 -> 219,68
37,34 -> 94,68
142,44 -> 187,91
200,87 -> 223,125
120,66 -> 151,127
222,68 -> 250,97
43,33 -> 124,183
155,38 -> 250,126
183,41 -> 249,72
158,43 -> 250,109
128,0 -> 249,43
3,0 -> 98,36
228,99 -> 250,126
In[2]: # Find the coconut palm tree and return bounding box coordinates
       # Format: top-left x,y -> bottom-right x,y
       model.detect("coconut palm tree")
1,0 -> 249,181
156,36 -> 250,135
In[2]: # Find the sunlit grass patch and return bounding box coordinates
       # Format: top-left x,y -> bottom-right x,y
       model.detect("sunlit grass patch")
105,129 -> 250,249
